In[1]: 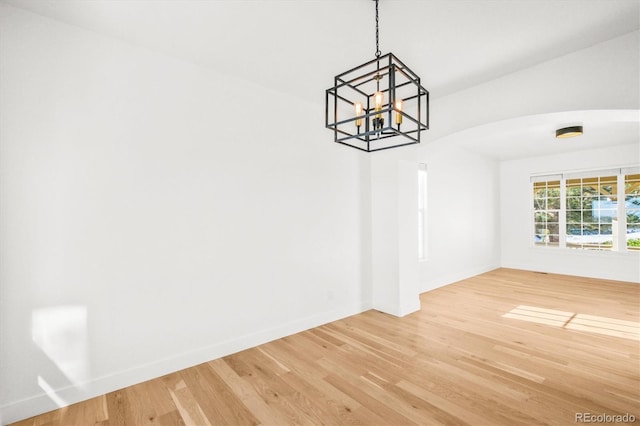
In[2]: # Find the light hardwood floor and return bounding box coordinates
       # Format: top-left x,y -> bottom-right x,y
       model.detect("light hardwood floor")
11,268 -> 640,425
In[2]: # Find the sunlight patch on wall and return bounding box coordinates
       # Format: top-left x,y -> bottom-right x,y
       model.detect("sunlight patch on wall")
37,375 -> 67,407
503,305 -> 639,341
32,306 -> 90,386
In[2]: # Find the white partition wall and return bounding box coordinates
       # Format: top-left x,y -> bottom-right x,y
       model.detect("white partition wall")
0,4 -> 371,422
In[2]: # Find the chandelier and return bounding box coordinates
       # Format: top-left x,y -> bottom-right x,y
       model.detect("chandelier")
325,0 -> 429,152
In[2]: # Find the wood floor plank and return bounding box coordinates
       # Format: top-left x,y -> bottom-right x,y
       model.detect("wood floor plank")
206,359 -> 287,425
166,380 -> 211,426
10,268 -> 640,425
178,363 -> 259,425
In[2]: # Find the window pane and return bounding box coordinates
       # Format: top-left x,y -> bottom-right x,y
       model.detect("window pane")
625,174 -> 640,198
563,175 -> 621,251
600,175 -> 617,195
534,234 -> 559,247
602,209 -> 616,223
626,174 -> 640,247
566,197 -> 581,209
533,181 -> 546,190
418,163 -> 427,260
628,224 -> 640,251
535,211 -> 558,222
533,180 -> 561,248
566,226 -> 582,233
566,211 -> 582,224
626,196 -> 640,207
547,197 -> 560,209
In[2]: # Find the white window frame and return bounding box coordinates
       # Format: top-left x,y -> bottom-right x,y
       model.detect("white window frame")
418,163 -> 428,261
531,166 -> 640,253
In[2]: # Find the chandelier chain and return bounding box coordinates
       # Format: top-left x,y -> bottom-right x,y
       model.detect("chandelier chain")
375,0 -> 381,57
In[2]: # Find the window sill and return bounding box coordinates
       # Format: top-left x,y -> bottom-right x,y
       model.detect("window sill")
530,245 -> 639,258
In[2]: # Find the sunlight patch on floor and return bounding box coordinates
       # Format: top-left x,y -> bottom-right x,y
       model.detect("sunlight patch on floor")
502,305 -> 574,327
503,305 -> 640,341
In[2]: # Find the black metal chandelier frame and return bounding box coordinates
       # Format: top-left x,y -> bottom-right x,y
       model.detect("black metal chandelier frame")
325,0 -> 429,152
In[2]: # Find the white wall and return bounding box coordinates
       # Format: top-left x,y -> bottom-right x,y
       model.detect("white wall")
418,144 -> 501,292
368,140 -> 501,311
500,143 -> 640,282
369,158 -> 424,316
0,4 -> 371,423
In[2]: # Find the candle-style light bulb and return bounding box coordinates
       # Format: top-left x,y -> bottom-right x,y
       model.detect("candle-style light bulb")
395,99 -> 403,125
374,92 -> 383,112
373,91 -> 384,130
354,101 -> 363,128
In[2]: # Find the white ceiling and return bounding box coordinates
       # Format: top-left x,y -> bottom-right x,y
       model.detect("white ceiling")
4,0 -> 639,100
444,110 -> 640,161
3,0 -> 639,159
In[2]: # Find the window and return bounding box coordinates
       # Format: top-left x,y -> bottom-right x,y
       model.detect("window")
418,163 -> 427,260
533,180 -> 560,247
626,173 -> 640,251
565,176 -> 617,250
532,167 -> 639,252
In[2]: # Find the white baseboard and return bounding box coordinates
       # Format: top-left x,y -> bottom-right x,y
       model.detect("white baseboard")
373,296 -> 421,317
0,299 -> 372,425
419,263 -> 500,293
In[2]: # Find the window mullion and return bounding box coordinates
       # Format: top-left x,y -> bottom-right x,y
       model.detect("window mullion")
616,173 -> 626,252
559,177 -> 567,248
